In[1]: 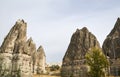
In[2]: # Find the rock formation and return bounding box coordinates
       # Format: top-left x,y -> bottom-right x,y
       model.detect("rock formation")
26,37 -> 37,74
61,27 -> 100,77
36,46 -> 46,74
26,37 -> 36,56
0,19 -> 46,77
32,46 -> 46,74
0,19 -> 27,53
102,18 -> 120,76
0,19 -> 32,77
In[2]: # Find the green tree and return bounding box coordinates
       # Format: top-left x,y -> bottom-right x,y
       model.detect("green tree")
50,65 -> 60,71
85,47 -> 109,77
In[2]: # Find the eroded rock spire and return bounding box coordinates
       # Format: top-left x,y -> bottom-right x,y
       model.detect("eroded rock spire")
61,27 -> 100,77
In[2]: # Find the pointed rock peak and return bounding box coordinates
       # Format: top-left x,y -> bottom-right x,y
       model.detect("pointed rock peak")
37,45 -> 43,51
39,45 -> 42,48
102,18 -> 120,59
37,45 -> 46,56
75,28 -> 80,34
75,27 -> 89,33
27,37 -> 33,42
108,17 -> 120,36
61,26 -> 100,77
114,17 -> 120,28
81,27 -> 89,32
76,28 -> 80,31
14,19 -> 27,31
64,26 -> 100,60
27,37 -> 36,48
16,19 -> 26,24
117,17 -> 120,21
0,19 -> 27,53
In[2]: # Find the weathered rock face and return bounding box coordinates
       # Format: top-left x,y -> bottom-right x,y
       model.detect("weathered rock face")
0,20 -> 32,77
0,19 -> 34,77
103,18 -> 120,59
61,27 -> 100,77
32,46 -> 46,74
26,37 -> 36,56
0,19 -> 27,54
12,54 -> 32,77
15,37 -> 36,77
102,18 -> 120,76
36,46 -> 46,74
26,38 -> 37,74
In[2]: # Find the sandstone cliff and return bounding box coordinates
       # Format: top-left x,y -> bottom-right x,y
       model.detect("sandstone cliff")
61,27 -> 100,77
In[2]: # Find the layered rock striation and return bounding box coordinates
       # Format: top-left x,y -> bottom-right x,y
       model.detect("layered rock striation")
61,27 -> 100,77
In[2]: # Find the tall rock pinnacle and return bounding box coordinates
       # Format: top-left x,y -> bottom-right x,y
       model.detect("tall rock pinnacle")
0,19 -> 27,53
102,18 -> 120,59
61,27 -> 100,77
36,46 -> 46,74
109,18 -> 120,37
102,18 -> 120,76
26,37 -> 36,55
63,27 -> 100,62
0,19 -> 46,77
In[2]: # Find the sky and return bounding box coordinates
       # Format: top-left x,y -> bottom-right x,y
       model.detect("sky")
0,0 -> 120,63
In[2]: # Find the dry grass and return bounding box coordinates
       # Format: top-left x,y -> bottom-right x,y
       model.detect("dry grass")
33,75 -> 120,77
33,74 -> 61,77
107,76 -> 120,77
